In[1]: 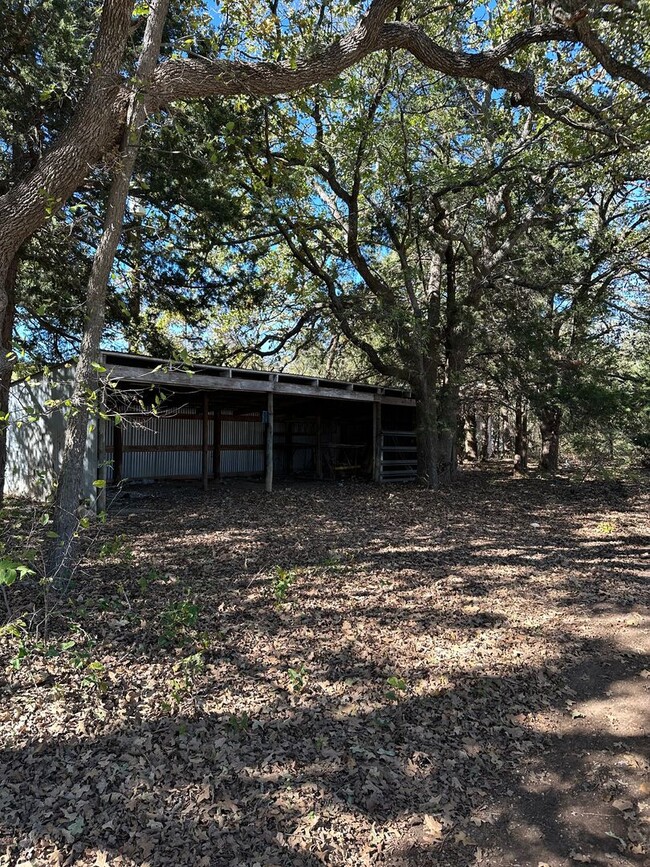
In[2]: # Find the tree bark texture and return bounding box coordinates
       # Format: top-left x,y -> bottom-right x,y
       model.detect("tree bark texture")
415,391 -> 438,489
514,394 -> 528,473
464,412 -> 479,461
47,0 -> 170,580
539,404 -> 562,473
0,252 -> 18,502
436,244 -> 463,485
481,412 -> 495,461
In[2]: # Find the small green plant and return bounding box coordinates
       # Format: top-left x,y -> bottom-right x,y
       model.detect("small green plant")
81,660 -> 108,693
272,566 -> 295,605
0,556 -> 34,617
385,675 -> 407,701
166,678 -> 189,706
160,599 -> 199,644
0,617 -> 25,640
138,568 -> 161,595
7,629 -> 108,692
288,663 -> 308,693
176,651 -> 205,678
164,651 -> 205,708
596,520 -> 616,535
0,557 -> 34,588
227,711 -> 251,733
99,535 -> 133,563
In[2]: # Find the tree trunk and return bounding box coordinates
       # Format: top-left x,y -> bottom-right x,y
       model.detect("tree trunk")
47,0 -> 169,581
437,399 -> 459,484
481,412 -> 495,461
0,252 -> 18,504
415,390 -> 438,489
539,405 -> 562,473
500,406 -> 513,456
514,394 -> 528,473
437,243 -> 462,485
464,412 -> 478,461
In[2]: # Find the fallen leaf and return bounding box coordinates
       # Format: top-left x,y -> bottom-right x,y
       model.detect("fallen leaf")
197,783 -> 212,803
423,814 -> 444,841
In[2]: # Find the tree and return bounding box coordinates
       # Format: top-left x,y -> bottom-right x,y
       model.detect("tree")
210,57 -> 586,484
2,0 -> 650,374
47,0 -> 170,579
2,0 -> 649,498
481,155 -> 650,472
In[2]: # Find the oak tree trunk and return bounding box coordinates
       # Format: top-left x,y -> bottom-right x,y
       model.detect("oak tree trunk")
437,243 -> 462,485
47,0 -> 169,581
415,390 -> 438,489
481,412 -> 495,461
514,394 -> 528,473
437,396 -> 459,484
500,407 -> 513,456
539,405 -> 562,473
0,252 -> 18,503
464,412 -> 478,461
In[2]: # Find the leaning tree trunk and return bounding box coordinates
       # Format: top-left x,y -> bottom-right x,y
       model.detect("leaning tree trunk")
539,405 -> 562,473
0,0 -> 134,382
0,252 -> 18,504
514,394 -> 528,473
47,0 -> 170,581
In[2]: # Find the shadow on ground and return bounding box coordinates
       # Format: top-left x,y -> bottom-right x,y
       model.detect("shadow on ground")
0,468 -> 648,866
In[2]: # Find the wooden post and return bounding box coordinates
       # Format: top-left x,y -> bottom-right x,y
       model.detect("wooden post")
372,400 -> 382,483
113,419 -> 123,485
213,406 -> 221,479
265,392 -> 274,493
202,392 -> 209,492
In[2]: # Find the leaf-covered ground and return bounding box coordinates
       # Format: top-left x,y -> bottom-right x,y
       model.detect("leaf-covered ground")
1,467 -> 649,867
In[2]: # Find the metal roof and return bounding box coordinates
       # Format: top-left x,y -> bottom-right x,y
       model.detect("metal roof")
101,351 -> 415,406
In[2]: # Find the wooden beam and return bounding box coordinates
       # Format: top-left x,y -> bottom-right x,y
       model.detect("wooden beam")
265,393 -> 274,493
105,364 -> 415,406
202,392 -> 209,492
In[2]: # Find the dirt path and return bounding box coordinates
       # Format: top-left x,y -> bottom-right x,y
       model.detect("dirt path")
0,468 -> 648,866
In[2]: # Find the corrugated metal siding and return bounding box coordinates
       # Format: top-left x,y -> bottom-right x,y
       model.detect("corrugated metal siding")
109,410 -> 265,480
6,372 -> 97,500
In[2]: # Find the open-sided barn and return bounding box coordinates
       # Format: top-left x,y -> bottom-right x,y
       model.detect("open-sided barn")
7,352 -> 418,501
